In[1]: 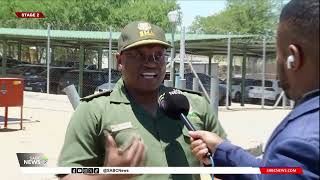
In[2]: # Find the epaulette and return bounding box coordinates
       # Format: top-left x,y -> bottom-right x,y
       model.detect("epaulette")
178,88 -> 203,97
80,90 -> 112,102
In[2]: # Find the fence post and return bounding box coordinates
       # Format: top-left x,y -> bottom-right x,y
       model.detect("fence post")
179,26 -> 186,89
192,77 -> 199,91
261,35 -> 266,108
210,63 -> 219,120
98,47 -> 102,71
208,55 -> 212,77
282,93 -> 287,108
226,32 -> 232,109
18,42 -> 22,62
46,23 -> 51,94
1,40 -> 8,76
79,45 -> 85,97
241,50 -> 247,106
169,21 -> 176,87
108,26 -> 112,90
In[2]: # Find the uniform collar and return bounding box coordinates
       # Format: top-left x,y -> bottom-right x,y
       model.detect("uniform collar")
109,78 -> 167,104
109,79 -> 131,104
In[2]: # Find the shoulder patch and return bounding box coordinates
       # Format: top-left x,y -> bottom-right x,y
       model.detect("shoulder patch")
179,88 -> 203,96
80,90 -> 112,102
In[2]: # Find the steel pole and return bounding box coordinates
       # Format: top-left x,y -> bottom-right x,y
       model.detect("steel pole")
226,32 -> 232,109
108,26 -> 112,90
170,23 -> 175,87
179,26 -> 186,89
210,63 -> 219,120
262,36 -> 266,108
46,23 -> 51,94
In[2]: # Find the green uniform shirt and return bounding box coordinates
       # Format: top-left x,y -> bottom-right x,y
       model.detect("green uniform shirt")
58,79 -> 227,180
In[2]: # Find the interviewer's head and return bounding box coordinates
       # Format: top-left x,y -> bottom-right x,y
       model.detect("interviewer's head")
276,0 -> 319,101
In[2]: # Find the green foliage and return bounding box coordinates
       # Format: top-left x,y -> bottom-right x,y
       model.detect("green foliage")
189,0 -> 279,35
0,0 -> 179,31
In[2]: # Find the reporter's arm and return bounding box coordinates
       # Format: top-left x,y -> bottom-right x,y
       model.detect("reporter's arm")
190,131 -> 262,180
262,137 -> 319,180
214,141 -> 262,167
189,131 -> 262,166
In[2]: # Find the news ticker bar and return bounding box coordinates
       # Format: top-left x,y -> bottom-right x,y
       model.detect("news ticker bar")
20,167 -> 303,175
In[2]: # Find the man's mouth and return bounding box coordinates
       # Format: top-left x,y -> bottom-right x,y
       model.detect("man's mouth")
141,72 -> 158,79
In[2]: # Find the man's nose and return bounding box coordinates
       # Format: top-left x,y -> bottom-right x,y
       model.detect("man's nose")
143,54 -> 155,63
143,55 -> 157,67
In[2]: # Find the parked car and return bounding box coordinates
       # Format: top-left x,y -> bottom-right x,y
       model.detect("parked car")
0,56 -> 30,68
6,64 -> 47,78
247,79 -> 282,103
58,69 -> 121,97
24,67 -> 75,93
65,61 -> 97,70
184,73 -> 231,106
230,78 -> 256,102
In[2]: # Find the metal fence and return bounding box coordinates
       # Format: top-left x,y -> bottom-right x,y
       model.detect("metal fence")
0,22 -> 121,98
0,23 -> 293,110
164,30 -> 293,112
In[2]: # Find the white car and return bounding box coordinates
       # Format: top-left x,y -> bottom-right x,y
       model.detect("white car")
230,78 -> 256,102
247,79 -> 282,102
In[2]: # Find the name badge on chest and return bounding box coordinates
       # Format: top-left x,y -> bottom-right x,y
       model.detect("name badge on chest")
110,122 -> 133,132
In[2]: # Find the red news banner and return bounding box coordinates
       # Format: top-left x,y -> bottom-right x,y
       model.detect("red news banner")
260,167 -> 303,174
15,12 -> 45,18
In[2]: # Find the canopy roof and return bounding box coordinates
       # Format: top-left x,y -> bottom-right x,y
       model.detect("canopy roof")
0,28 -> 275,57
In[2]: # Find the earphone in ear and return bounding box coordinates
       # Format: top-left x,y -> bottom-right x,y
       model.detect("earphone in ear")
287,55 -> 295,69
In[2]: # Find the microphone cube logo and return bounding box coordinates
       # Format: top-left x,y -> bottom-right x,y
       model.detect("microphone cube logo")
168,89 -> 183,95
158,88 -> 183,105
16,153 -> 48,167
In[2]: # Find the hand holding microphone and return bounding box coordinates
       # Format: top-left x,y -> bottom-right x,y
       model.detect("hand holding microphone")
188,131 -> 223,165
158,88 -> 214,161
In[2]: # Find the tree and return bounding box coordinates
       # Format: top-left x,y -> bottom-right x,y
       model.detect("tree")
189,0 -> 279,35
0,0 -> 179,32
0,0 -> 180,64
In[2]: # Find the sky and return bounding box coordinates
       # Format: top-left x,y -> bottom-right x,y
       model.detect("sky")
177,0 -> 290,29
177,0 -> 227,28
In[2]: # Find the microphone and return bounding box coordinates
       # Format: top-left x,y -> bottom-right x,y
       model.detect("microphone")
158,88 -> 212,158
158,88 -> 195,131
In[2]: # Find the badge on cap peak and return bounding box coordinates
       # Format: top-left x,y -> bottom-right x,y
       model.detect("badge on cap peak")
138,22 -> 152,31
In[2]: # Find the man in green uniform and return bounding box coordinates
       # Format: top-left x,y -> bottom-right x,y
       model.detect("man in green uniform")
58,21 -> 227,180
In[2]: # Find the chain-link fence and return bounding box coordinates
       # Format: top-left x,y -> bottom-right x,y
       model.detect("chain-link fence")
0,21 -> 122,98
0,22 -> 292,108
166,34 -> 292,110
0,45 -> 121,97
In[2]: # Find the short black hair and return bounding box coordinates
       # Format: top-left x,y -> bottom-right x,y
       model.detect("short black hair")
280,0 -> 319,24
279,0 -> 319,57
280,0 -> 319,37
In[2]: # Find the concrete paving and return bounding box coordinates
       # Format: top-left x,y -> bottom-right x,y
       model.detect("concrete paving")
0,92 -> 291,180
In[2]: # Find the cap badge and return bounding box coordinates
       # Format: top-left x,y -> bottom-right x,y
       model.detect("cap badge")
137,22 -> 151,31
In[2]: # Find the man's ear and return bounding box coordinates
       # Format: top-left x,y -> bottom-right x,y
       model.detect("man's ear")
288,44 -> 302,71
116,53 -> 122,71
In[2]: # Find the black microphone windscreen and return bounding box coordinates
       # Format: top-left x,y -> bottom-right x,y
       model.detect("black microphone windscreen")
158,88 -> 190,120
